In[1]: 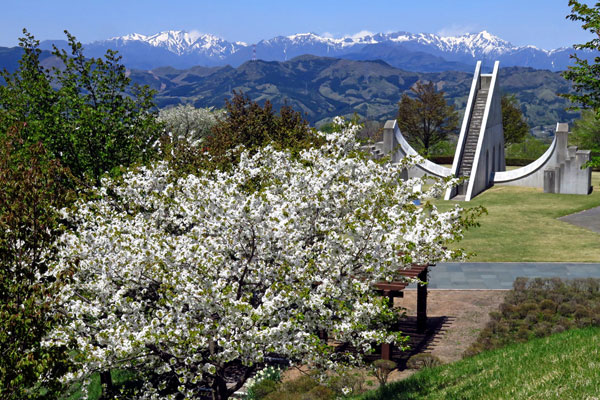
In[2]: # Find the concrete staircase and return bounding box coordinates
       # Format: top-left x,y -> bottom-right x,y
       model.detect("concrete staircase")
456,89 -> 488,193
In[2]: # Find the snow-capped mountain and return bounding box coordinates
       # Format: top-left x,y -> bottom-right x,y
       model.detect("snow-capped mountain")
43,29 -> 589,71
107,31 -> 246,58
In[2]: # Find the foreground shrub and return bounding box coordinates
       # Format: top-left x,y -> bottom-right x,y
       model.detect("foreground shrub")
371,360 -> 397,386
245,366 -> 282,400
0,127 -> 73,399
406,354 -> 442,370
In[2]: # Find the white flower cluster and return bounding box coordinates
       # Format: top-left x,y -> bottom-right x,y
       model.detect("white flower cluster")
158,104 -> 225,146
45,120 -> 468,399
244,365 -> 282,396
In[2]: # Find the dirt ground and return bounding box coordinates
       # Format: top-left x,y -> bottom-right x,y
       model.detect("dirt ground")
283,290 -> 507,384
396,289 -> 507,362
386,289 -> 507,381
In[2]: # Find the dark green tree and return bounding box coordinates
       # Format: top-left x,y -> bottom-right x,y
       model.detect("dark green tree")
397,81 -> 458,157
561,1 -> 600,114
501,94 -> 529,146
0,125 -> 73,399
561,1 -> 600,167
0,29 -> 164,185
571,110 -> 600,152
191,91 -> 321,171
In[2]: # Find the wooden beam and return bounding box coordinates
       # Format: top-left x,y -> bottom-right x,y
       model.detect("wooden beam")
381,343 -> 392,360
416,267 -> 428,333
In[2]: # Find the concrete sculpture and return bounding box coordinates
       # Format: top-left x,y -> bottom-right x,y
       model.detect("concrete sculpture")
370,61 -> 593,200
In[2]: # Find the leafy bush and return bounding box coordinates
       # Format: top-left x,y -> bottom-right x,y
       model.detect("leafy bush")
246,366 -> 282,400
371,360 -> 397,386
406,353 -> 442,370
203,91 -> 322,169
163,92 -> 323,176
262,369 -> 371,400
466,277 -> 600,356
0,30 -> 163,185
0,127 -> 73,399
263,375 -> 334,400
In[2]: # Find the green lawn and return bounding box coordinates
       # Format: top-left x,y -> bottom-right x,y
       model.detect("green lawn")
356,327 -> 600,400
436,171 -> 600,262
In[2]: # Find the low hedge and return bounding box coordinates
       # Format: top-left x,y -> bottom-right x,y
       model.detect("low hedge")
465,277 -> 600,357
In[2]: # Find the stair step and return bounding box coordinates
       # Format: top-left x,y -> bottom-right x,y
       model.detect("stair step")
458,88 -> 489,179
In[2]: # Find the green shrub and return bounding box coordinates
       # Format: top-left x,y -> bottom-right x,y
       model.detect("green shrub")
406,353 -> 442,370
539,299 -> 557,312
371,360 -> 397,386
246,366 -> 282,400
264,375 -> 334,400
0,30 -> 163,185
250,379 -> 278,399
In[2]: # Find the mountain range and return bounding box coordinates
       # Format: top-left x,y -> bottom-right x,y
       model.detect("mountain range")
0,30 -> 586,132
34,29 -> 593,72
126,55 -> 579,131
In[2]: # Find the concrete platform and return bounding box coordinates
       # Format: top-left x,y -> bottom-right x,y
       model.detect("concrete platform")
407,262 -> 600,290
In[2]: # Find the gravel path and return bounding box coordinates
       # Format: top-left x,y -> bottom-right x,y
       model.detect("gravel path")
558,205 -> 600,234
408,262 -> 600,289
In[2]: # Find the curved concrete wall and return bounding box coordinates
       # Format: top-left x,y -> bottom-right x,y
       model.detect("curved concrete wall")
390,122 -> 452,178
378,62 -> 591,199
494,137 -> 557,186
494,123 -> 592,194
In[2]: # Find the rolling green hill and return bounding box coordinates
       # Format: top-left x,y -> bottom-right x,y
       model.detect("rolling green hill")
357,327 -> 600,400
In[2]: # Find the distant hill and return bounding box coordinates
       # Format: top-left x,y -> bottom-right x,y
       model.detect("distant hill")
0,46 -> 57,74
0,46 -> 580,133
128,55 -> 579,131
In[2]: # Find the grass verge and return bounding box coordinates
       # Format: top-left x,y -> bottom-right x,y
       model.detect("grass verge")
356,326 -> 600,400
436,171 -> 600,262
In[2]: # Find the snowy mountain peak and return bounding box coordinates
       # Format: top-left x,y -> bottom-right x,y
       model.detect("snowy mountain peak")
92,29 -> 577,71
104,29 -> 553,56
100,30 -> 244,58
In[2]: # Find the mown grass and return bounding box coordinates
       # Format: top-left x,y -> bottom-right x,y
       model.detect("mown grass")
436,171 -> 600,262
356,326 -> 600,400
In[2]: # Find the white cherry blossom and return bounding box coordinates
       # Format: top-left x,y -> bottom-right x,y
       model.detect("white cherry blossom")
46,120 -> 476,399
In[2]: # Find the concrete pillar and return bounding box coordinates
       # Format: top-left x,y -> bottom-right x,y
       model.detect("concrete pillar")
555,166 -> 562,194
576,150 -> 592,194
555,123 -> 569,164
544,169 -> 555,193
383,120 -> 397,155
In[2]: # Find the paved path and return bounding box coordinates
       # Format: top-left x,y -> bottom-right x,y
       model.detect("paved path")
558,205 -> 600,234
407,262 -> 600,290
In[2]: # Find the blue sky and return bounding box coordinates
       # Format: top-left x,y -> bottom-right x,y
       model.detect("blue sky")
0,0 -> 594,49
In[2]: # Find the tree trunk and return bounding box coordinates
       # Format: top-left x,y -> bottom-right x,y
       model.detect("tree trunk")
211,375 -> 230,400
99,370 -> 114,400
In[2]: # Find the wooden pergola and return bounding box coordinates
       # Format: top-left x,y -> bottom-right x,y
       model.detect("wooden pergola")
373,264 -> 432,360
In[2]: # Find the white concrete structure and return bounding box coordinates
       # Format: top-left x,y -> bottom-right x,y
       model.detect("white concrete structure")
494,123 -> 592,194
369,60 -> 593,200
